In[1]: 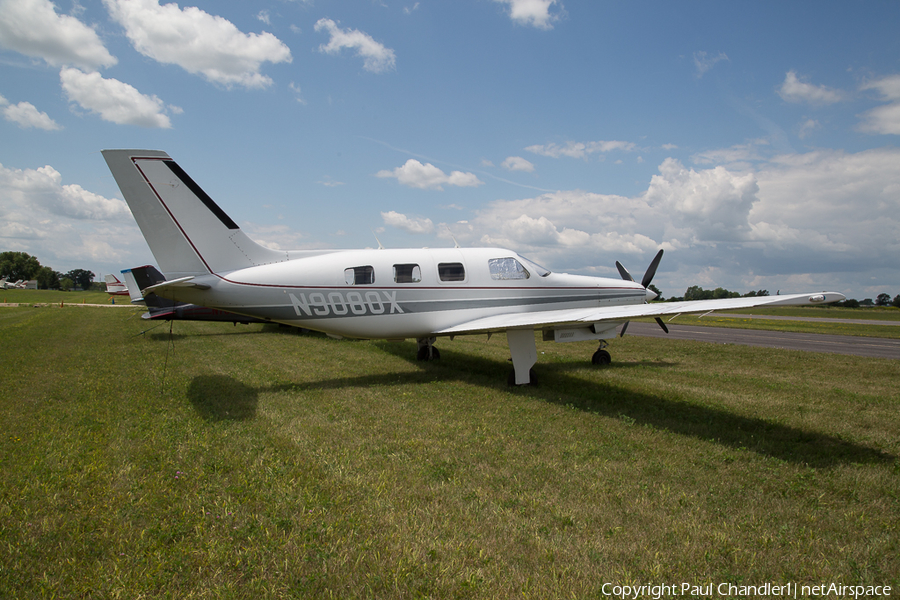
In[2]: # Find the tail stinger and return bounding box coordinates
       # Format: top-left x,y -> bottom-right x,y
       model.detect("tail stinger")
103,149 -> 287,279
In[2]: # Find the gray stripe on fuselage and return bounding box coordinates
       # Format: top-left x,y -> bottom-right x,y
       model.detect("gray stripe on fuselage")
240,288 -> 644,321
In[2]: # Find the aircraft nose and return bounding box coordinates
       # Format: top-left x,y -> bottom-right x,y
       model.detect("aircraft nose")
645,287 -> 658,301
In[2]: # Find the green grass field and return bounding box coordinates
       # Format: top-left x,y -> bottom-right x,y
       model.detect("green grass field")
1,306 -> 898,598
0,289 -> 113,305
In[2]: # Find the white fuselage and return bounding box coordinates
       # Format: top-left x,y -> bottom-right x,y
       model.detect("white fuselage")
157,247 -> 648,339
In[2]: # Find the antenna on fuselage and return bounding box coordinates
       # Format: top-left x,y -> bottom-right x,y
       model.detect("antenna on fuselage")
443,225 -> 461,248
372,231 -> 385,250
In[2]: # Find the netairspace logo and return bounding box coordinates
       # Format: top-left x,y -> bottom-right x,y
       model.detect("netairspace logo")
600,582 -> 893,599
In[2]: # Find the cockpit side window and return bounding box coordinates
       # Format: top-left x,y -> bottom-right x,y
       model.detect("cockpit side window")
344,266 -> 375,285
438,262 -> 466,282
393,264 -> 422,283
489,257 -> 530,280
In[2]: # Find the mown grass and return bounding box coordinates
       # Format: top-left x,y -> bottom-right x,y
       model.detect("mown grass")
1,306 -> 898,598
0,289 -> 113,305
742,306 -> 900,321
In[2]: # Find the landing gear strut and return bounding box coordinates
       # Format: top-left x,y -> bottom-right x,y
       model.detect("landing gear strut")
416,337 -> 440,361
591,340 -> 611,365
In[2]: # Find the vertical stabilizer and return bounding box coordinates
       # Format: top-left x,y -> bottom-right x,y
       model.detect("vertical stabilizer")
103,149 -> 287,279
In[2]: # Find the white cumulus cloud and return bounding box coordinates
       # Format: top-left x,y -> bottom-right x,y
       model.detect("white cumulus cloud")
645,158 -> 758,242
502,156 -> 535,172
376,159 -> 483,190
493,0 -> 562,30
858,74 -> 900,135
60,67 -> 175,128
381,210 -> 434,234
778,71 -> 844,105
526,140 -> 636,159
104,0 -> 292,88
315,18 -> 396,73
0,161 -> 130,221
0,0 -> 116,69
1,97 -> 61,130
0,160 -> 141,267
450,149 -> 900,294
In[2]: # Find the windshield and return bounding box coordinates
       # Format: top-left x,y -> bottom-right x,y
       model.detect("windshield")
517,255 -> 551,277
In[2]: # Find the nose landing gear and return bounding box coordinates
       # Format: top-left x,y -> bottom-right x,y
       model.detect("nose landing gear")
592,340 -> 611,365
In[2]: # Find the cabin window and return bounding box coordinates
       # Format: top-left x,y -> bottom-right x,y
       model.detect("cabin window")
438,262 -> 466,282
489,257 -> 530,280
344,266 -> 374,285
393,264 -> 421,283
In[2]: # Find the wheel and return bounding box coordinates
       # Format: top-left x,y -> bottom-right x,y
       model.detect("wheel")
591,349 -> 611,365
416,345 -> 440,361
508,368 -> 538,386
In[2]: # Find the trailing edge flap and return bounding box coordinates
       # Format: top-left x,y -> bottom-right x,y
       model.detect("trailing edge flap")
141,276 -> 211,297
434,292 -> 846,336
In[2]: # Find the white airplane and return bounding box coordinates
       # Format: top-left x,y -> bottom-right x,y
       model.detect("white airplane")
103,149 -> 845,385
104,273 -> 129,296
0,279 -> 25,289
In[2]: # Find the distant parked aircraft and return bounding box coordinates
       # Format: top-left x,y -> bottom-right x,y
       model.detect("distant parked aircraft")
104,273 -> 129,296
104,149 -> 844,385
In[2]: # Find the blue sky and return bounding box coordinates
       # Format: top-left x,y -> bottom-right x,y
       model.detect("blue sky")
1,0 -> 898,300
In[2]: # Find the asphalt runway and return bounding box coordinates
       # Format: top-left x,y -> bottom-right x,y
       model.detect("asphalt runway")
623,322 -> 900,360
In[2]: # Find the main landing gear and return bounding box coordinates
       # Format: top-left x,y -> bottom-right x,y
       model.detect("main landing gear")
416,337 -> 440,361
415,334 -> 612,387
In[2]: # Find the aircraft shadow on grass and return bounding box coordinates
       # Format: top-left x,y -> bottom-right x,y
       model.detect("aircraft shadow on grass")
141,323 -> 288,342
170,333 -> 891,469
187,374 -> 259,422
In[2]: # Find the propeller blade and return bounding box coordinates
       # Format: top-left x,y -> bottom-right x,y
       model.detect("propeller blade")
619,321 -> 630,337
616,260 -> 634,282
655,317 -> 669,334
641,249 -> 664,289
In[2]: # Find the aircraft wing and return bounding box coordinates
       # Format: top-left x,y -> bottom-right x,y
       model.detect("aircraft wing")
435,292 -> 846,336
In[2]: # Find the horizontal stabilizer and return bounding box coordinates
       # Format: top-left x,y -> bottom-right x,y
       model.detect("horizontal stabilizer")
142,276 -> 211,297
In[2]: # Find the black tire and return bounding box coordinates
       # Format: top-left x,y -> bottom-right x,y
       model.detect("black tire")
508,368 -> 537,386
416,346 -> 440,361
591,349 -> 611,365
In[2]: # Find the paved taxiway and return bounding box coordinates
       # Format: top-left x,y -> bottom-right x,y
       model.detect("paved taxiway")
623,322 -> 900,360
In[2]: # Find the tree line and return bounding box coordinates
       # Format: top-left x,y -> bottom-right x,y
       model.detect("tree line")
0,251 -> 95,291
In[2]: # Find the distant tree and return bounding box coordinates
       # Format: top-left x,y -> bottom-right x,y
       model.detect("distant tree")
64,269 -> 95,291
744,289 -> 769,297
893,295 -> 900,308
648,284 -> 662,301
860,298 -> 874,306
59,277 -> 74,291
36,267 -> 61,290
0,251 -> 41,281
684,286 -> 711,301
840,298 -> 860,308
875,293 -> 891,306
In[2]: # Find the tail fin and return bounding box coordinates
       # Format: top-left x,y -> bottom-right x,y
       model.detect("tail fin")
103,149 -> 287,279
